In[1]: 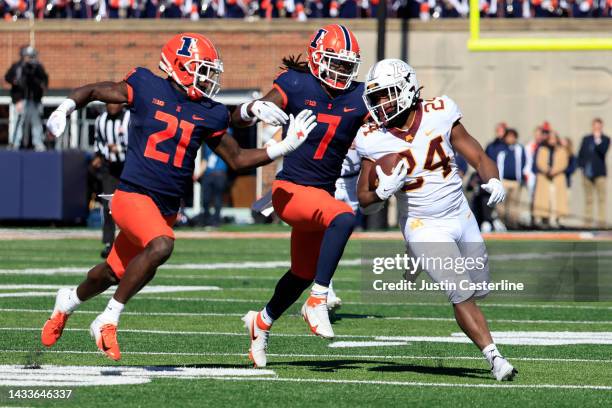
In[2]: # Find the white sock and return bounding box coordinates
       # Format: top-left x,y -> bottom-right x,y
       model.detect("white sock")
259,308 -> 274,327
100,297 -> 125,324
311,283 -> 329,297
482,343 -> 502,366
64,288 -> 82,314
328,281 -> 337,299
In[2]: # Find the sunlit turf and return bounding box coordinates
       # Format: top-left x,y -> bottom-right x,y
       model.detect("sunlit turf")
0,237 -> 610,407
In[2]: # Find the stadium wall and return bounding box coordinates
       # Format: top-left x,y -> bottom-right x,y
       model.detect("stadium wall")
1,19 -> 610,225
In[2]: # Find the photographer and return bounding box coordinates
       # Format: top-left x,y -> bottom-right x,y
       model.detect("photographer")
4,46 -> 49,150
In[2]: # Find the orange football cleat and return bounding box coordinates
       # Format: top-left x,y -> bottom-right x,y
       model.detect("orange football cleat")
90,318 -> 121,361
41,311 -> 69,347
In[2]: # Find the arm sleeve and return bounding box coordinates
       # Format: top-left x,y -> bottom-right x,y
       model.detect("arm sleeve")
4,64 -> 16,84
123,67 -> 150,109
577,138 -> 587,168
273,70 -> 299,111
595,136 -> 610,156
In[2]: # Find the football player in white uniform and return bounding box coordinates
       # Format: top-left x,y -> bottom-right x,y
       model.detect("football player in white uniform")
355,59 -> 516,381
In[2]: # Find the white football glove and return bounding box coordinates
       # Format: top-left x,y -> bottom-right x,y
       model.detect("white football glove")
266,109 -> 317,160
46,99 -> 76,138
375,160 -> 408,201
248,100 -> 289,126
481,178 -> 506,207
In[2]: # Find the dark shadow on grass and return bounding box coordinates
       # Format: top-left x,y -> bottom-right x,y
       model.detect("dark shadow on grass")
369,363 -> 490,379
268,359 -> 377,373
331,313 -> 384,322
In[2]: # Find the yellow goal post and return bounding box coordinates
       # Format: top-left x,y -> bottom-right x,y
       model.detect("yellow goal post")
467,0 -> 612,51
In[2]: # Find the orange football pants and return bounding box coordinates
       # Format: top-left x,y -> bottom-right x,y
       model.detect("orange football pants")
106,190 -> 177,279
272,180 -> 354,280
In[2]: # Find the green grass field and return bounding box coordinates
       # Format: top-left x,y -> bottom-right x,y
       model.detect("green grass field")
0,237 -> 611,407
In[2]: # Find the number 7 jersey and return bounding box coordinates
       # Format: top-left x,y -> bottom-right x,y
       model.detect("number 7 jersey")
273,69 -> 369,191
355,95 -> 466,219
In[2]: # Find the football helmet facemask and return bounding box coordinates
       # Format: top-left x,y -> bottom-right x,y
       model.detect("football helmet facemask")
363,59 -> 420,126
159,33 -> 223,100
308,24 -> 361,90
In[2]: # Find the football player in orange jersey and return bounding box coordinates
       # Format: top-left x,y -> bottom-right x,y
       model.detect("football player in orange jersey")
41,33 -> 316,361
232,25 -> 369,367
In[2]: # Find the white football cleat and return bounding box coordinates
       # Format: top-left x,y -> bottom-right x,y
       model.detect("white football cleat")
491,356 -> 517,381
242,311 -> 270,368
301,295 -> 334,339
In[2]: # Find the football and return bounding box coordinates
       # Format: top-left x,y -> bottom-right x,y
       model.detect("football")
368,152 -> 405,190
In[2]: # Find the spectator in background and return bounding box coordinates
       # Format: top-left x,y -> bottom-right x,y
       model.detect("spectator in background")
561,137 -> 577,188
578,118 -> 609,228
533,131 -> 570,228
454,152 -> 468,179
479,121 -> 508,231
4,46 -> 48,151
485,122 -> 507,160
496,128 -> 526,229
92,103 -> 130,258
195,143 -> 228,227
524,124 -> 548,203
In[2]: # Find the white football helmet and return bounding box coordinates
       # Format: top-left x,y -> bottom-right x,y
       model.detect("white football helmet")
362,59 -> 420,126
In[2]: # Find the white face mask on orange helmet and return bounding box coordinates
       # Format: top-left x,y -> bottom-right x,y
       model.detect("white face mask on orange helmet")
363,59 -> 420,126
159,33 -> 223,100
307,24 -> 361,90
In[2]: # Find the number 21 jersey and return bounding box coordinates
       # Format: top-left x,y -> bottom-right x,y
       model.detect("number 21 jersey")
121,67 -> 228,200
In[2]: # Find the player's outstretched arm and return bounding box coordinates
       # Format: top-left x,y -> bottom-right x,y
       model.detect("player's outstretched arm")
46,81 -> 129,138
231,87 -> 288,128
213,109 -> 317,171
208,132 -> 273,171
451,121 -> 505,206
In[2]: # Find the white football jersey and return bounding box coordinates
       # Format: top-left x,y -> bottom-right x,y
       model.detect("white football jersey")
355,95 -> 466,219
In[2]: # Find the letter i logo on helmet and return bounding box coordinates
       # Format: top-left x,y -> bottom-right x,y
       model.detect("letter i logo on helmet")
159,33 -> 224,101
307,24 -> 361,90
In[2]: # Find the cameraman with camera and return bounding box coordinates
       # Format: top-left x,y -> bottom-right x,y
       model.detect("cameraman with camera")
4,46 -> 49,151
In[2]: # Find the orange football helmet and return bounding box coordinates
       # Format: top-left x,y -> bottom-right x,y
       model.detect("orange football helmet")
159,33 -> 223,100
307,24 -> 361,90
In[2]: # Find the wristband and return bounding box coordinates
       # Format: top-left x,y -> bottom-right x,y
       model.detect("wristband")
266,141 -> 286,160
240,103 -> 255,122
56,99 -> 76,116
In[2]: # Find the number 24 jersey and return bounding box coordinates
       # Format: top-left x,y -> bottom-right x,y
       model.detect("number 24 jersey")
355,95 -> 466,219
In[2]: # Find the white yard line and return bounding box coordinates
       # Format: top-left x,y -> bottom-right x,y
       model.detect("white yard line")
133,296 -> 612,311
0,327 -> 366,338
0,284 -> 220,293
1,308 -> 610,325
2,248 -> 611,275
1,349 -> 611,363
0,308 -> 244,317
176,376 -> 612,391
